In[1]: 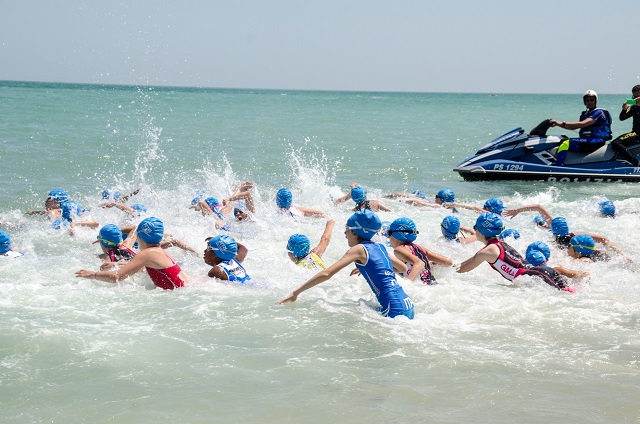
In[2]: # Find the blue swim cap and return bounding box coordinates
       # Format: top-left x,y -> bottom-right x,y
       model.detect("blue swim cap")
131,203 -> 147,213
526,241 -> 551,261
98,224 -> 123,248
137,217 -> 164,244
483,198 -> 504,215
599,200 -> 615,216
350,186 -> 367,203
526,249 -> 547,266
346,209 -> 382,240
551,217 -> 569,237
474,212 -> 504,237
499,228 -> 520,240
389,217 -> 419,242
533,215 -> 547,226
47,189 -> 69,204
208,235 -> 238,260
102,189 -> 112,200
205,197 -> 220,209
412,190 -> 426,199
569,234 -> 596,256
61,201 -> 84,222
51,219 -> 69,230
287,234 -> 311,258
0,230 -> 11,254
276,188 -> 293,208
436,188 -> 455,203
441,216 -> 460,239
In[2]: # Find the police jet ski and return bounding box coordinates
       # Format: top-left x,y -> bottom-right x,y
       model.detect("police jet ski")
453,120 -> 640,182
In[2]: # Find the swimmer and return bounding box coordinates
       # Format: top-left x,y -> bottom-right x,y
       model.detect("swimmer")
456,213 -> 574,291
526,241 -> 590,279
0,230 -> 24,258
387,217 -> 453,285
94,224 -> 138,270
76,217 -> 189,290
598,200 -> 616,218
100,202 -> 147,218
550,217 -> 625,257
286,220 -> 335,270
445,197 -> 505,215
203,235 -> 251,283
24,189 -> 68,218
276,187 -> 326,219
101,188 -> 140,203
567,234 -> 611,262
384,188 -> 456,209
440,216 -> 477,244
279,209 -> 415,319
58,200 -> 99,236
334,183 -> 391,212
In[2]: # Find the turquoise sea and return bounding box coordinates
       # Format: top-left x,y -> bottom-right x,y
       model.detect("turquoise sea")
1,81 -> 639,423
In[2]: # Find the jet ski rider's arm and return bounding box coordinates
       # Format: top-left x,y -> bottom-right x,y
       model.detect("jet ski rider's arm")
549,117 -> 595,131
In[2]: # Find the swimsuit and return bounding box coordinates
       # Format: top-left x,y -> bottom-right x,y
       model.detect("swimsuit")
145,249 -> 186,290
216,259 -> 251,283
107,245 -> 136,263
402,243 -> 436,285
355,241 -> 414,319
295,252 -> 326,270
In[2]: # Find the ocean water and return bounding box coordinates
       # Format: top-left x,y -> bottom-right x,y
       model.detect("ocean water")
1,81 -> 639,423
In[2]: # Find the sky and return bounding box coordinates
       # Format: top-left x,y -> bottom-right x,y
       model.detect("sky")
0,0 -> 638,94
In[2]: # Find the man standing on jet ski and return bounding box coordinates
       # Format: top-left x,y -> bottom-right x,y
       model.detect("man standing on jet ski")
549,90 -> 612,166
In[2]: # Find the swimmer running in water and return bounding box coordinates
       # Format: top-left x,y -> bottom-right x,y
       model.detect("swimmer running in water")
76,217 -> 189,290
286,219 -> 335,270
387,217 -> 453,285
334,183 -> 391,212
456,213 -> 574,292
279,209 -> 415,319
203,235 -> 251,283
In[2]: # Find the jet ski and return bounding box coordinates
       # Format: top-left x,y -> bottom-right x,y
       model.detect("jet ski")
453,120 -> 640,182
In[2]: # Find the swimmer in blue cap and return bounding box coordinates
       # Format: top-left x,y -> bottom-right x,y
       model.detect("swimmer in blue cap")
550,216 -> 625,258
286,220 -> 335,270
443,197 -> 507,216
204,235 -> 250,283
279,210 -> 415,319
567,234 -> 611,262
384,187 -> 455,209
192,182 -> 258,227
457,213 -> 574,291
526,241 -> 589,279
24,189 -> 70,218
440,216 -> 476,244
77,217 -> 190,290
334,183 -> 391,212
94,224 -> 138,269
387,217 -> 452,285
276,187 -> 326,219
0,230 -> 24,258
599,200 -> 616,218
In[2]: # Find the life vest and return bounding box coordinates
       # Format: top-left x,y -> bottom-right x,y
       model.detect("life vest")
579,108 -> 612,140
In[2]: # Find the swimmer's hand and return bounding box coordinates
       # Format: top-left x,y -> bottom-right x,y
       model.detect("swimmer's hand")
278,293 -> 298,304
349,268 -> 361,276
100,262 -> 117,271
75,270 -> 96,279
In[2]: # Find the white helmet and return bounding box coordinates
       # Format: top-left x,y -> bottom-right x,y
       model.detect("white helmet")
583,89 -> 598,101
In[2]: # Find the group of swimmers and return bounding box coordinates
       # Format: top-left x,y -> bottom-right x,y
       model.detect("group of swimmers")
6,182 -> 629,320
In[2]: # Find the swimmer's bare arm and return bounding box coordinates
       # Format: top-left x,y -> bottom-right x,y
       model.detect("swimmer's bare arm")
578,232 -> 625,255
554,266 -> 590,279
457,244 -> 500,273
297,206 -> 327,218
370,200 -> 392,212
312,220 -> 335,258
444,202 -> 484,213
424,248 -> 453,267
76,249 -> 152,283
503,204 -> 553,225
278,244 -> 367,303
392,246 -> 423,281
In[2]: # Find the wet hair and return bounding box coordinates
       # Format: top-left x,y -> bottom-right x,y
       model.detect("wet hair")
633,84 -> 640,93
